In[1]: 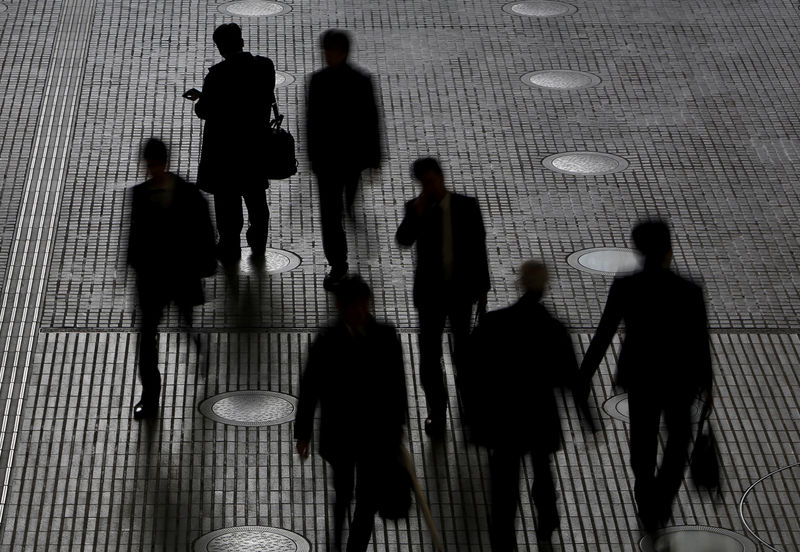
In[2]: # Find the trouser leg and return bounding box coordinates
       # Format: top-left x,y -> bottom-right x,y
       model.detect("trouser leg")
489,448 -> 521,552
530,452 -> 559,539
344,171 -> 360,216
628,392 -> 662,527
417,305 -> 449,421
243,187 -> 269,255
446,297 -> 474,391
214,192 -> 244,259
656,399 -> 693,518
317,174 -> 348,270
347,458 -> 380,552
137,286 -> 166,406
331,459 -> 355,552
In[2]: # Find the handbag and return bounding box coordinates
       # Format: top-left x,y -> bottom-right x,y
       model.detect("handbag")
265,101 -> 298,180
690,399 -> 723,495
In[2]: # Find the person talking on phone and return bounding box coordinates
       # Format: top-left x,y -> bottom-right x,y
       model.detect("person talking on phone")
184,23 -> 276,267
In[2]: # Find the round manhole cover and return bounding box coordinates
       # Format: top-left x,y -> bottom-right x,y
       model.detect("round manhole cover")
640,526 -> 756,552
275,71 -> 295,87
522,70 -> 601,90
567,247 -> 641,276
195,526 -> 311,552
740,462 -> 800,551
603,394 -> 701,423
543,152 -> 630,175
199,391 -> 298,427
233,247 -> 302,275
218,0 -> 291,16
502,0 -> 578,16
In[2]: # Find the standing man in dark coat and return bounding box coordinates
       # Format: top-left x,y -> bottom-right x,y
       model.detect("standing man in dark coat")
396,157 -> 490,438
306,29 -> 382,289
294,276 -> 408,552
127,139 -> 216,420
184,23 -> 276,266
577,220 -> 713,533
464,261 -> 581,550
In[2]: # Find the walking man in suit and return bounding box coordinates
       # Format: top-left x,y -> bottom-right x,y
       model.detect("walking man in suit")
464,261 -> 583,550
295,276 -> 408,552
127,139 -> 216,420
307,29 -> 382,290
577,220 -> 713,533
185,23 -> 276,266
396,157 -> 490,438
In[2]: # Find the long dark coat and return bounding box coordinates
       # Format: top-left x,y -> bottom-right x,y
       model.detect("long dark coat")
195,52 -> 276,193
580,266 -> 712,399
306,62 -> 381,175
293,318 -> 408,463
395,192 -> 491,307
462,293 -> 578,453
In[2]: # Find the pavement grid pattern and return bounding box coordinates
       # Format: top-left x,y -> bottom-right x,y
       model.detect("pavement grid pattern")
0,0 -> 799,550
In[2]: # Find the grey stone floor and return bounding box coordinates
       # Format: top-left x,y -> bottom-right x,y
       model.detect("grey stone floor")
0,0 -> 799,550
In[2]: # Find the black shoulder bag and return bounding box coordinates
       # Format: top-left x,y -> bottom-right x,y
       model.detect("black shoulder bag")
265,101 -> 298,180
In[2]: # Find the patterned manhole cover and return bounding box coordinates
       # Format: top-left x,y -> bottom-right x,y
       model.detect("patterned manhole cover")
740,462 -> 800,551
567,247 -> 641,276
543,152 -> 630,175
502,0 -> 578,16
194,526 -> 311,552
522,70 -> 601,90
603,394 -> 701,423
199,391 -> 297,427
218,0 -> 291,16
640,525 -> 756,552
275,71 -> 295,87
234,247 -> 301,275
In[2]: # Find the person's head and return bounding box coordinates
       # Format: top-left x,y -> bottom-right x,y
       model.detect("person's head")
213,23 -> 244,58
412,157 -> 446,198
517,260 -> 549,299
631,219 -> 672,267
334,275 -> 372,328
321,29 -> 350,67
142,138 -> 168,179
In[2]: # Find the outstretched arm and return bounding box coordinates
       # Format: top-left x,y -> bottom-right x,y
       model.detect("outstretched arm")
294,335 -> 324,457
577,281 -> 624,395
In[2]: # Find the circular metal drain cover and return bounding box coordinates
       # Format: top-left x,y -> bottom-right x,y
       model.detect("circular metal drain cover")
603,394 -> 701,423
640,525 -> 756,552
567,247 -> 641,276
234,247 -> 302,275
195,526 -> 311,552
502,0 -> 577,16
275,71 -> 295,87
740,462 -> 800,550
218,0 -> 291,16
543,151 -> 630,175
522,70 -> 601,90
199,391 -> 298,427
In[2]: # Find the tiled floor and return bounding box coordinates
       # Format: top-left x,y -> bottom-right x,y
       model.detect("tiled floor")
0,0 -> 799,550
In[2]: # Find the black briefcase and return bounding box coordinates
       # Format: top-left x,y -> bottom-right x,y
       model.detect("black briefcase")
265,102 -> 298,180
690,400 -> 723,495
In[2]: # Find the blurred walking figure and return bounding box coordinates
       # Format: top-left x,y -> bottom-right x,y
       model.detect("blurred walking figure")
184,22 -> 276,266
463,261 -> 583,549
396,157 -> 490,438
577,220 -> 713,533
294,276 -> 407,552
306,29 -> 382,290
127,139 -> 216,420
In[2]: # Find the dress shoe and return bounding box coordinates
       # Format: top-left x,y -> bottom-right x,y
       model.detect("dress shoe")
424,417 -> 446,439
133,400 -> 158,420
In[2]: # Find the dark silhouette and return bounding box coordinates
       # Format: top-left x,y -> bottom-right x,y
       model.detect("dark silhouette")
306,29 -> 382,289
185,23 -> 276,266
127,139 -> 216,420
396,157 -> 490,438
577,220 -> 713,534
294,276 -> 408,552
463,261 -> 580,550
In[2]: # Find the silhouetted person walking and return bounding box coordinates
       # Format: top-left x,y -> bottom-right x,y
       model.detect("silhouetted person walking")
127,139 -> 216,420
185,23 -> 276,266
577,220 -> 713,533
396,157 -> 490,438
307,29 -> 382,290
464,261 -> 580,550
294,276 -> 407,552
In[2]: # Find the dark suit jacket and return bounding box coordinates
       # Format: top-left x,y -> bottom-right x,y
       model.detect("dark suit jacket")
396,192 -> 490,307
463,293 -> 577,453
195,52 -> 276,193
306,62 -> 381,174
580,267 -> 712,398
127,174 -> 216,300
294,318 -> 408,463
